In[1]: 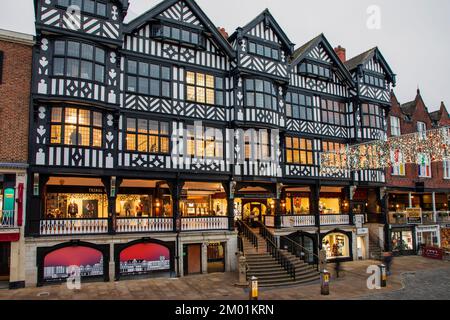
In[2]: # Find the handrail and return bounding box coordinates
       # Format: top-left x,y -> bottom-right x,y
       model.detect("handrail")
280,235 -> 319,269
236,220 -> 258,252
257,221 -> 296,280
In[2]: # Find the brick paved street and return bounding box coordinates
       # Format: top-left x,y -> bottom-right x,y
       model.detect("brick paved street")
0,256 -> 448,300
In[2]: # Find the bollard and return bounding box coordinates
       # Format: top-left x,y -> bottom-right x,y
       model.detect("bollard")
249,276 -> 258,300
379,264 -> 387,287
320,269 -> 330,295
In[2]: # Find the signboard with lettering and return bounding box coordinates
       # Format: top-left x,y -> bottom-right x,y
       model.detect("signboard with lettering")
422,246 -> 443,260
357,228 -> 368,235
406,208 -> 422,224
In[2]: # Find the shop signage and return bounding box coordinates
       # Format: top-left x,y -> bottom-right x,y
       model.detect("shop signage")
422,246 -> 444,260
357,228 -> 368,235
406,208 -> 422,224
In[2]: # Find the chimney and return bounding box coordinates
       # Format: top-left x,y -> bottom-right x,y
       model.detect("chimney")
334,45 -> 346,62
218,27 -> 229,39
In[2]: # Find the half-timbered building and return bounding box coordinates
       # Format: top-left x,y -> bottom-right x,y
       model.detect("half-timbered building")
25,0 -> 397,287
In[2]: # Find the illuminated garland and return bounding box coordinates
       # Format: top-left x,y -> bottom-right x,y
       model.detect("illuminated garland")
320,126 -> 450,172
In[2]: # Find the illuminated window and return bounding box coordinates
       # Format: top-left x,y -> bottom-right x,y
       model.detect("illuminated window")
50,107 -> 102,147
186,71 -> 223,105
322,141 -> 346,168
186,125 -> 223,158
125,118 -> 169,154
390,149 -> 405,176
285,137 -> 313,165
418,153 -> 431,178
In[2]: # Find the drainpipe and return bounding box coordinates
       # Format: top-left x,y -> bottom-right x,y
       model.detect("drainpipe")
432,192 -> 437,223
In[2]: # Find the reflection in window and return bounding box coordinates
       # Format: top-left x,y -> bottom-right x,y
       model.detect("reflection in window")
125,118 -> 169,154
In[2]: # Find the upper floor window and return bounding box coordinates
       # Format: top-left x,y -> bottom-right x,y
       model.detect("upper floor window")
286,92 -> 313,121
362,103 -> 384,129
417,121 -> 427,139
390,149 -> 405,176
186,71 -> 224,105
418,153 -> 431,178
444,160 -> 450,179
186,126 -> 223,158
248,41 -> 279,60
320,99 -> 346,126
299,62 -> 331,79
285,137 -> 313,165
125,118 -> 169,154
151,24 -> 201,47
53,40 -> 105,83
390,116 -> 401,136
57,0 -> 107,17
244,130 -> 270,160
50,107 -> 102,147
245,79 -> 277,111
364,73 -> 385,89
322,141 -> 346,168
126,60 -> 171,98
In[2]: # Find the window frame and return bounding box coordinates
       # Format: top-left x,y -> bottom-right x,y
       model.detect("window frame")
285,91 -> 314,121
124,117 -> 170,155
56,0 -> 108,18
245,78 -> 278,111
444,160 -> 450,179
185,125 -> 224,159
285,136 -> 314,165
361,103 -> 384,129
320,98 -> 346,126
185,70 -> 224,106
50,107 -> 103,148
247,40 -> 280,61
126,59 -> 172,98
52,39 -> 106,84
363,72 -> 386,89
151,23 -> 203,48
322,140 -> 346,169
390,149 -> 406,176
390,116 -> 401,136
417,153 -> 431,178
298,60 -> 331,80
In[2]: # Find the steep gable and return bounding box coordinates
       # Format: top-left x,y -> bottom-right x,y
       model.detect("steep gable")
158,0 -> 203,27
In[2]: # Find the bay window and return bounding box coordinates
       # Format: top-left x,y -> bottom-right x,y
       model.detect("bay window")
186,71 -> 224,105
125,118 -> 169,154
286,92 -> 314,121
362,103 -> 384,129
126,60 -> 171,98
186,126 -> 223,158
299,61 -> 331,79
245,79 -> 277,110
285,137 -> 314,165
57,0 -> 107,17
248,41 -> 279,60
321,98 -> 346,126
364,73 -> 385,88
50,107 -> 103,147
53,40 -> 105,83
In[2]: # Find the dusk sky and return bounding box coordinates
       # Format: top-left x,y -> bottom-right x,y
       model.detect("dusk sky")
1,0 -> 449,111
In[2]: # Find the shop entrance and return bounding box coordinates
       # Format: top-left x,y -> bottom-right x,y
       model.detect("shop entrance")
183,244 -> 201,276
242,201 -> 268,227
356,236 -> 367,260
0,243 -> 10,282
207,242 -> 225,273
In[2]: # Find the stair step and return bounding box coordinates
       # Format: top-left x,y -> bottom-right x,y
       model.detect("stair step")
258,275 -> 320,287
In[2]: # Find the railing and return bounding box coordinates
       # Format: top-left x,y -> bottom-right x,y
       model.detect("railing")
257,222 -> 296,280
181,216 -> 228,231
281,215 -> 315,228
116,217 -> 173,233
40,219 -> 108,235
236,220 -> 258,251
264,215 -> 275,227
280,235 -> 319,269
319,214 -> 350,225
388,212 -> 407,225
237,235 -> 244,253
437,211 -> 450,223
0,210 -> 15,228
422,211 -> 435,224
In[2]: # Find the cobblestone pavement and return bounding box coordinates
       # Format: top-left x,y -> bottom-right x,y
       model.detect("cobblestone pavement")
0,256 -> 448,300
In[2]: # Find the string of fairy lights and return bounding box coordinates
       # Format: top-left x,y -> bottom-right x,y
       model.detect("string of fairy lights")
320,126 -> 450,173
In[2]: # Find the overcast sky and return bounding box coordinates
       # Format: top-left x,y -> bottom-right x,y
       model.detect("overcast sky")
1,0 -> 449,112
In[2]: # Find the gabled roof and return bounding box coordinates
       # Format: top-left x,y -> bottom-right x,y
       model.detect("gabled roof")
228,9 -> 294,54
430,102 -> 449,123
344,47 -> 396,85
290,33 -> 354,87
124,0 -> 235,58
399,89 -> 433,123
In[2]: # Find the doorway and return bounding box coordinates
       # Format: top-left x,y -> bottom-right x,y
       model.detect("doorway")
242,201 -> 268,226
207,242 -> 225,273
0,243 -> 10,282
356,236 -> 367,260
183,244 -> 201,275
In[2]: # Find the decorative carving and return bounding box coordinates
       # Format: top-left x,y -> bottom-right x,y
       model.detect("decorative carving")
38,107 -> 46,119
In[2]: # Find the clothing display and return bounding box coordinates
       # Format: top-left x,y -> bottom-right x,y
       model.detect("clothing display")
68,202 -> 78,217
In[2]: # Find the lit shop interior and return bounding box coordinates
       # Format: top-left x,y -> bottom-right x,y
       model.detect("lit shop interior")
388,192 -> 449,212
322,232 -> 351,259
180,182 -> 227,217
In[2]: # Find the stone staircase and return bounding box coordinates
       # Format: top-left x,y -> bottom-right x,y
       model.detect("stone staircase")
241,231 -> 320,287
369,235 -> 383,260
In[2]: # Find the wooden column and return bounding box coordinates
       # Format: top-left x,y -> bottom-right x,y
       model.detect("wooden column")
222,181 -> 235,231
311,184 -> 321,249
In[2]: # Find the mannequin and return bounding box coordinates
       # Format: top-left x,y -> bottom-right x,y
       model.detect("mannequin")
68,201 -> 78,218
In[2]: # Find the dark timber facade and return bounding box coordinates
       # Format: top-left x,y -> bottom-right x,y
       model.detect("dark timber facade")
25,0 -> 397,286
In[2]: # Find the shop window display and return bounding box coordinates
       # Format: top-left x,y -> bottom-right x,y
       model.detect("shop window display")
391,230 -> 414,252
116,195 -> 153,217
322,233 -> 349,259
180,195 -> 227,217
285,195 -> 310,215
319,197 -> 340,214
45,192 -> 108,219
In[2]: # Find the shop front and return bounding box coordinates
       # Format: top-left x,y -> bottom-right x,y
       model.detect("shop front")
0,242 -> 10,283
416,225 -> 440,249
320,230 -> 353,261
440,224 -> 450,251
390,227 -> 415,255
207,242 -> 225,273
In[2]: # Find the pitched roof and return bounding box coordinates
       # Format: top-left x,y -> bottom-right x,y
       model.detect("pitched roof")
228,9 -> 294,54
291,34 -> 322,62
400,100 -> 417,116
344,47 -> 376,71
124,0 -> 235,58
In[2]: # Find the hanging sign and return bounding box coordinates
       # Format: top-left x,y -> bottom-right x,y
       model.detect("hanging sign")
406,208 -> 422,224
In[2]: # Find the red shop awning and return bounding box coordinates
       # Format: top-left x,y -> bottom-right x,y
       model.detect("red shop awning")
0,233 -> 20,242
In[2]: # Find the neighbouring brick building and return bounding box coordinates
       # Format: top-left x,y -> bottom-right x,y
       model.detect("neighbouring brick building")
0,28 -> 34,288
386,89 -> 450,255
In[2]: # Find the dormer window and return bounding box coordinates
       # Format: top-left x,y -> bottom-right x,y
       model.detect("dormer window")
248,41 -> 279,61
364,73 -> 385,89
151,24 -> 203,48
299,61 -> 331,80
